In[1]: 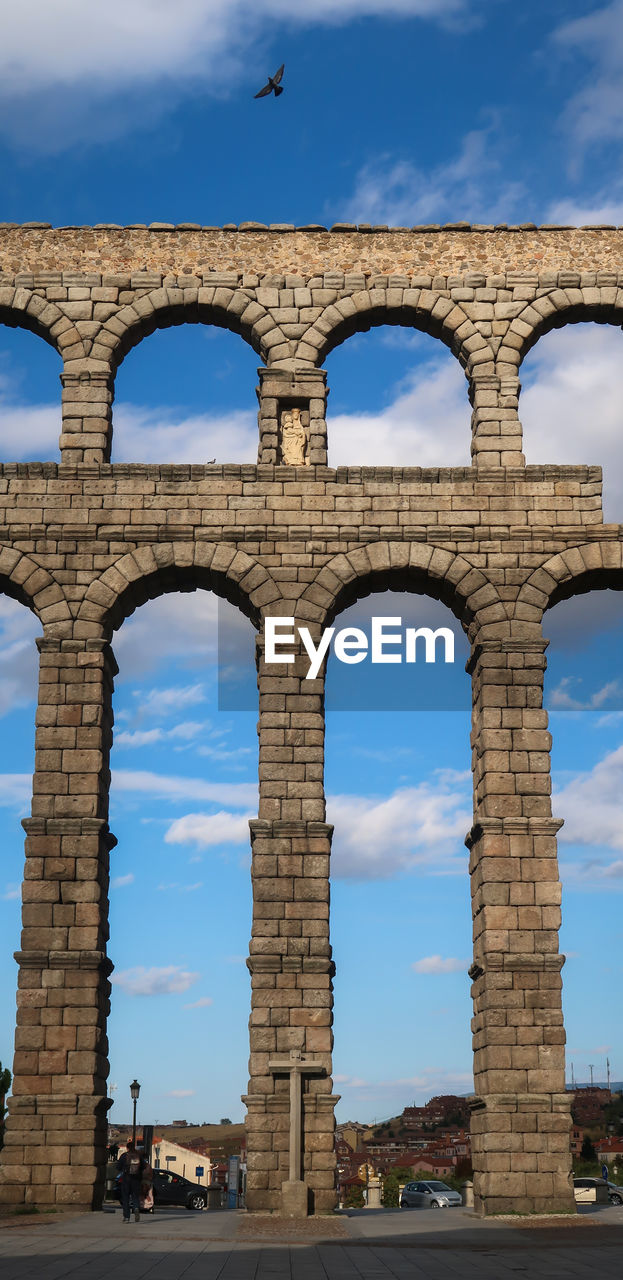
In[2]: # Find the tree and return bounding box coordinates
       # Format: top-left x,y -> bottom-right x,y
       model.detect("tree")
454,1158 -> 473,1183
0,1061 -> 11,1152
382,1166 -> 413,1208
604,1094 -> 623,1134
581,1136 -> 597,1163
344,1183 -> 365,1208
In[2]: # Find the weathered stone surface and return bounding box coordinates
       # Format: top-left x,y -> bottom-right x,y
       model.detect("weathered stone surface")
1,224 -> 611,1216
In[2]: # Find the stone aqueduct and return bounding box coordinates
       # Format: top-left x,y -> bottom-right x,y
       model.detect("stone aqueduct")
0,221 -> 620,1216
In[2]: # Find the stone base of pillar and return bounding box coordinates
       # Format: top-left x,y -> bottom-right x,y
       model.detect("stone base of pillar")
243,1089 -> 339,1214
470,1093 -> 576,1216
0,1093 -> 109,1210
281,1180 -> 309,1217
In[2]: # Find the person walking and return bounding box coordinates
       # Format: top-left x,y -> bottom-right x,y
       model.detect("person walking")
116,1139 -> 145,1223
139,1150 -> 154,1213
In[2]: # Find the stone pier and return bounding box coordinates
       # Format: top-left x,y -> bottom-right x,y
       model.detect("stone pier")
2,220 -> 619,1211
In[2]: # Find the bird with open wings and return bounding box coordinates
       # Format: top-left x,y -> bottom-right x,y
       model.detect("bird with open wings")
254,65 -> 285,99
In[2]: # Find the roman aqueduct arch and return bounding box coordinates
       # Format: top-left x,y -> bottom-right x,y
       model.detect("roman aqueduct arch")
0,221 -> 620,1215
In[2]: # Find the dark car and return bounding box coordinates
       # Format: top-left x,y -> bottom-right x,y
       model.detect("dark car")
606,1181 -> 623,1206
115,1169 -> 207,1211
152,1169 -> 208,1209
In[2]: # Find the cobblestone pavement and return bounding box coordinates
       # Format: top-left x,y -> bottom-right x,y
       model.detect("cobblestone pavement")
0,1205 -> 621,1280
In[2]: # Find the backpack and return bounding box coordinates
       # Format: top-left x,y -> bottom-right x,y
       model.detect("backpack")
126,1150 -> 143,1177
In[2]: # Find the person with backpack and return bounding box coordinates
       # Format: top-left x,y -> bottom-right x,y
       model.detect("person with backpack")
116,1139 -> 146,1223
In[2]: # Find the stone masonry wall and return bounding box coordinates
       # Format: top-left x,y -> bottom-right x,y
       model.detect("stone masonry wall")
0,224 -> 621,1214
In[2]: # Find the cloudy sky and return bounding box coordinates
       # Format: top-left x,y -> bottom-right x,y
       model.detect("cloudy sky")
1,1 -> 623,1126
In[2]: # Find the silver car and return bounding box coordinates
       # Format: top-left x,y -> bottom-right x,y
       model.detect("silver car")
400,1179 -> 462,1208
573,1177 -> 610,1206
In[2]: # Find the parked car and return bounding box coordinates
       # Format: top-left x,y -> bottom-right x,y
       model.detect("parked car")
400,1180 -> 462,1209
573,1177 -> 610,1205
606,1181 -> 623,1206
114,1169 -> 207,1211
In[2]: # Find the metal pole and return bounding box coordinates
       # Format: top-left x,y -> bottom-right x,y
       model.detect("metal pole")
132,1096 -> 137,1146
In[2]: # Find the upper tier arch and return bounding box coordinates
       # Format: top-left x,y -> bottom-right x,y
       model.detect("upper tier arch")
504,287 -> 623,370
297,542 -> 506,642
0,290 -> 84,359
0,547 -> 71,633
75,542 -> 281,639
298,290 -> 493,374
518,543 -> 623,620
97,288 -> 286,373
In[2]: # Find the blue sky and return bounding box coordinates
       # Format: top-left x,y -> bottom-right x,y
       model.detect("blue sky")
2,1 -> 623,1127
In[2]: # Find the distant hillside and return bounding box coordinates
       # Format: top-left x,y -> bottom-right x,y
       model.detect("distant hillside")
567,1082 -> 623,1092
111,1120 -> 245,1161
157,1121 -> 245,1159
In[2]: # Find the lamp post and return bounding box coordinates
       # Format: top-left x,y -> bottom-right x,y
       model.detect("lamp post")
130,1079 -> 140,1146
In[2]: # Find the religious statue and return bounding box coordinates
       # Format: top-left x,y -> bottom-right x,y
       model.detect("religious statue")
280,406 -> 309,465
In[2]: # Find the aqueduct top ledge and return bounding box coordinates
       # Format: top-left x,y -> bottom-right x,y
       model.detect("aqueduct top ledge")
2,223 -> 623,276
2,225 -> 623,394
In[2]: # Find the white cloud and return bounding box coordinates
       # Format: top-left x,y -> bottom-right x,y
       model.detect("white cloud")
113,594 -> 253,681
0,2 -> 467,94
553,1 -> 623,152
112,769 -> 257,810
115,729 -> 164,749
113,405 -> 258,465
0,391 -> 257,466
0,774 -> 33,812
0,401 -> 60,460
165,1089 -> 196,1098
156,880 -> 204,893
555,745 -> 623,856
184,997 -> 214,1009
110,873 -> 135,889
169,721 -> 205,740
1,883 -> 20,901
412,955 -> 468,974
337,126 -> 525,228
334,1067 -> 474,1101
0,2 -> 468,149
115,720 -> 205,749
197,743 -> 254,763
328,353 -> 470,467
0,597 -> 40,718
165,811 -> 253,849
520,325 -> 623,522
547,194 -> 623,226
549,677 -> 623,713
600,861 -> 623,878
112,965 -> 200,996
133,685 -> 207,718
327,773 -> 472,879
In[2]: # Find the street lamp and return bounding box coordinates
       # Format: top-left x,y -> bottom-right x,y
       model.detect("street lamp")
130,1079 -> 140,1146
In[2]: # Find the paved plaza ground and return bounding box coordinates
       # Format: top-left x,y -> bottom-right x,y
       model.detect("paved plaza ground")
0,1202 -> 621,1280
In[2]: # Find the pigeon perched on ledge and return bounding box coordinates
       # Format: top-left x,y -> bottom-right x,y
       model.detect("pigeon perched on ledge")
254,64 -> 285,98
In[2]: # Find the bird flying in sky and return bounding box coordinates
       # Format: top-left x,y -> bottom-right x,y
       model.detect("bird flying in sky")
254,64 -> 285,99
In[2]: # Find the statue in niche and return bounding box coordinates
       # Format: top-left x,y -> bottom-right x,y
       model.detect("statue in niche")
280,406 -> 309,465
